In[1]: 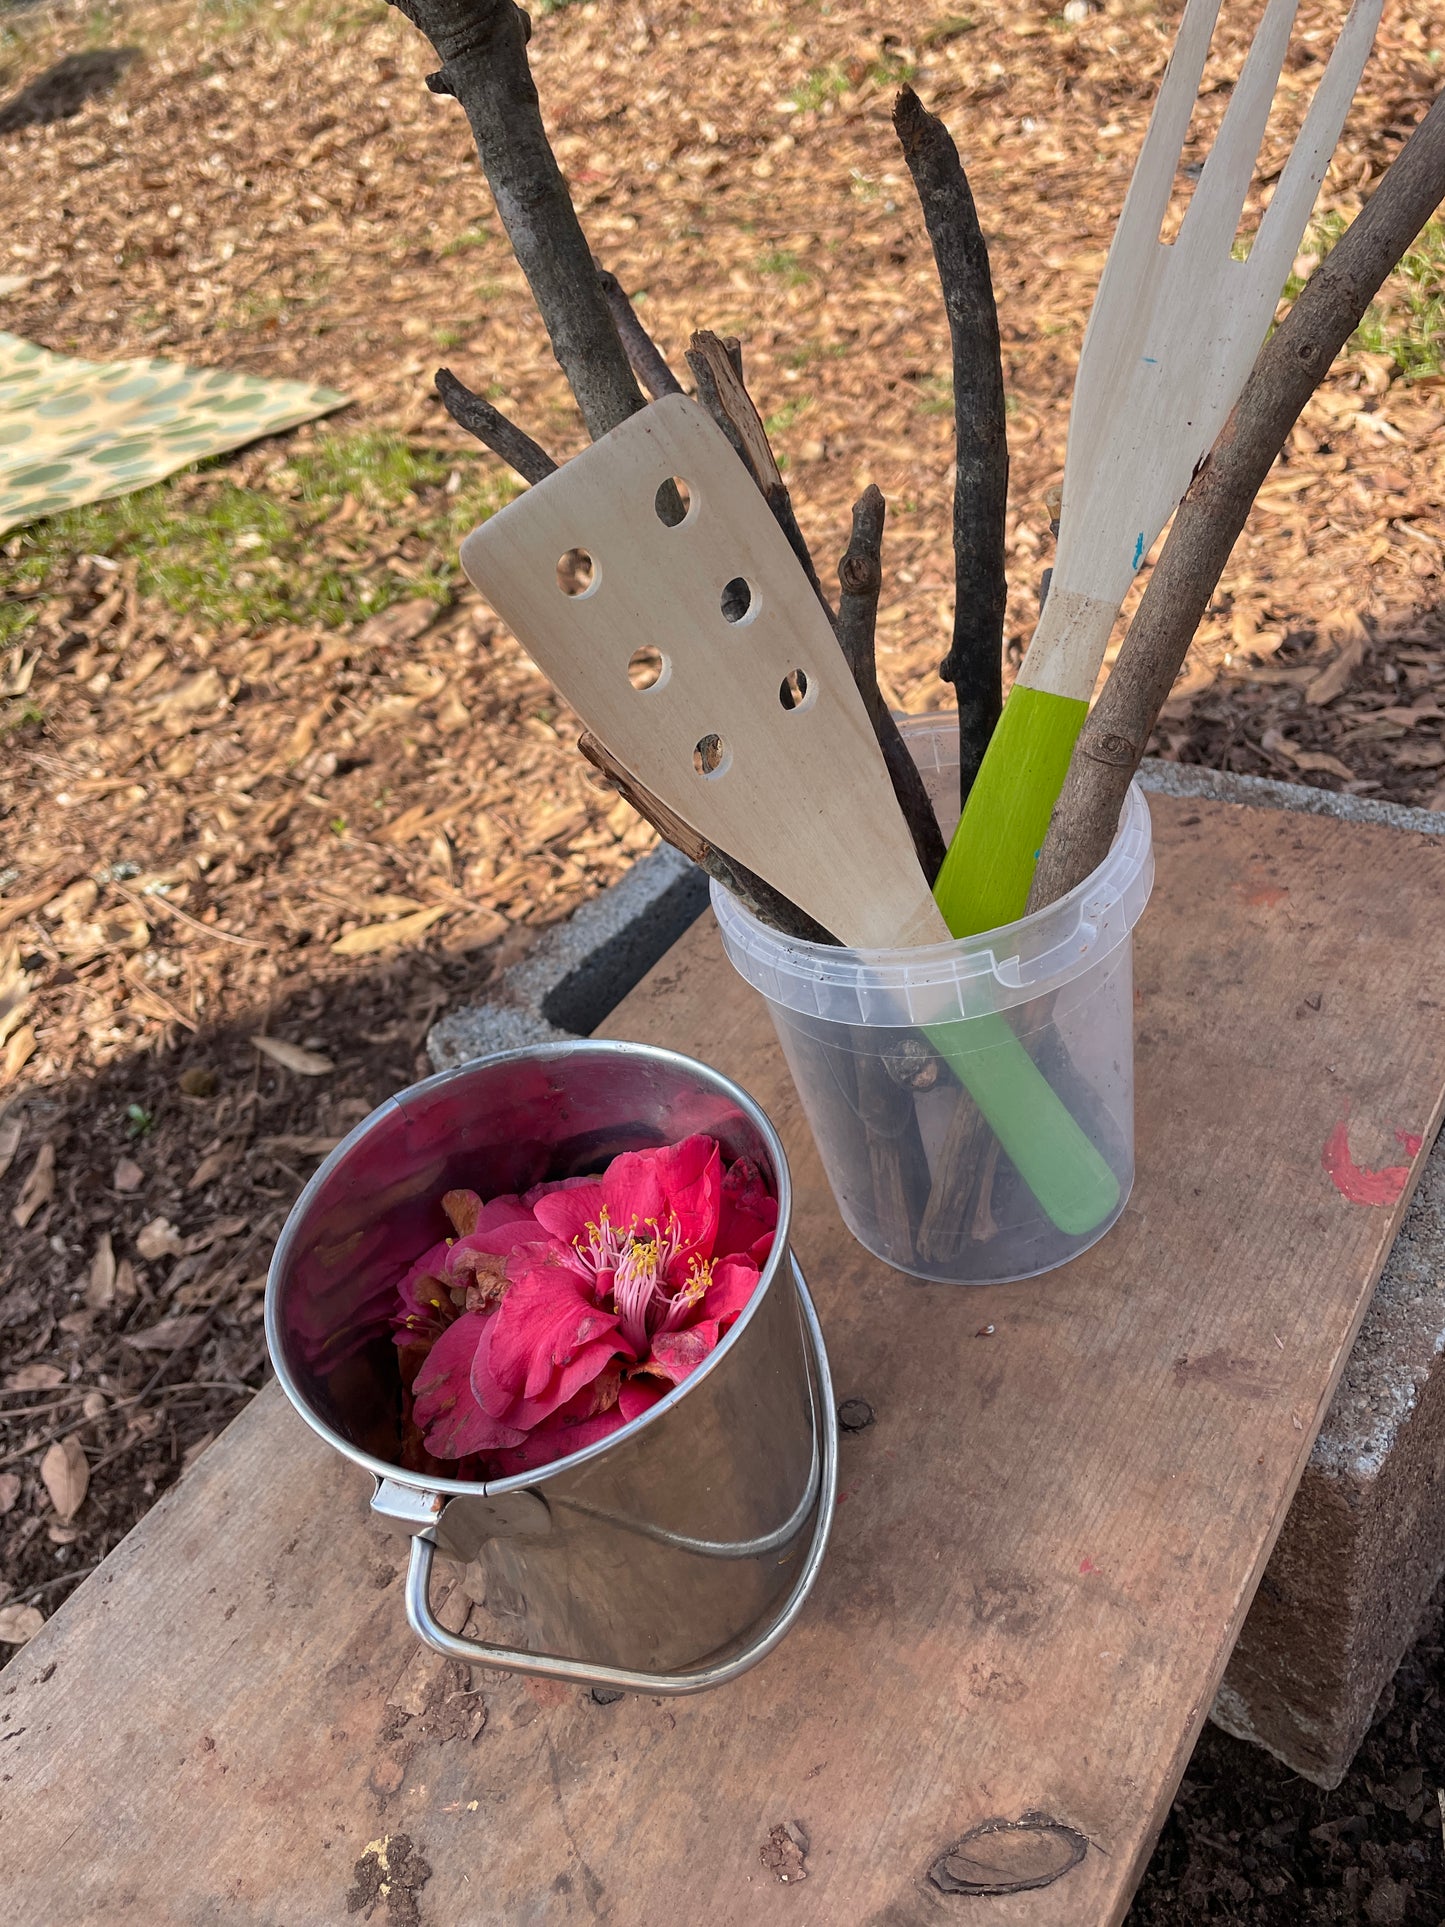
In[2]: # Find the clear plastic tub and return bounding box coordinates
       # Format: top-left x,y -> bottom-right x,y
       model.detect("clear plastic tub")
711,715 -> 1154,1284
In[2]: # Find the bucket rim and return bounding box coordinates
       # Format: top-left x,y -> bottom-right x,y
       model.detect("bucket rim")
264,1037 -> 795,1500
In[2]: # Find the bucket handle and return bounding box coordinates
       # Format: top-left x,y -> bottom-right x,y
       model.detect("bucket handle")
403,1268 -> 837,1696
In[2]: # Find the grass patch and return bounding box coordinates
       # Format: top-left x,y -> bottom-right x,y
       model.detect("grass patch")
914,373 -> 953,418
788,54 -> 915,112
1277,213 -> 1445,381
754,248 -> 812,287
763,398 -> 815,439
441,225 -> 493,256
2,432 -> 516,636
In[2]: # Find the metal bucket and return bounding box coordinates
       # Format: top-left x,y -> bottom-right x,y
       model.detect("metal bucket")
265,1040 -> 836,1695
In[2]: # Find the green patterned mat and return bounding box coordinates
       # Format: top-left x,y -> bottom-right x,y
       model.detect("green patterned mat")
0,333 -> 347,537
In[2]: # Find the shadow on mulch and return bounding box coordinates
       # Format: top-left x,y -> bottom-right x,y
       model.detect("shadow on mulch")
0,930 -> 514,1630
0,48 -> 139,136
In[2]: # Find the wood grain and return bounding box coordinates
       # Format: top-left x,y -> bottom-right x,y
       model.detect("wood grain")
5,794 -> 1445,1926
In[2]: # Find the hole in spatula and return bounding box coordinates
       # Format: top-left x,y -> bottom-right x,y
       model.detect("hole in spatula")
693,733 -> 728,778
556,548 -> 597,597
721,577 -> 754,624
779,668 -> 811,710
654,476 -> 693,527
628,646 -> 667,692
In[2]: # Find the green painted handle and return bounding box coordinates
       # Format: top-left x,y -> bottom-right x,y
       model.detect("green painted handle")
923,684 -> 1117,1238
932,684 -> 1090,939
923,1010 -> 1121,1239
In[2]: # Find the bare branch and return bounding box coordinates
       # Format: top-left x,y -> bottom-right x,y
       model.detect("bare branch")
837,487 -> 947,882
577,731 -> 836,944
1029,89 -> 1445,909
434,367 -> 558,485
893,85 -> 1008,808
391,0 -> 645,439
685,330 -> 834,620
595,267 -> 683,400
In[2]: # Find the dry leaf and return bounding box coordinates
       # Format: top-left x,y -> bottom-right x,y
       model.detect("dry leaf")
113,1258 -> 139,1306
0,1604 -> 44,1645
0,1113 -> 22,1183
1289,749 -> 1357,782
1,1024 -> 36,1085
12,1140 -> 55,1228
331,904 -> 450,956
40,1436 -> 89,1522
0,992 -> 33,1048
0,876 -> 77,936
4,1362 -> 64,1391
123,1312 -> 208,1353
136,1215 -> 184,1260
1304,629 -> 1368,706
187,1147 -> 234,1191
113,1156 -> 145,1192
85,1232 -> 117,1310
1392,741 -> 1445,770
181,1215 -> 247,1254
251,1034 -> 334,1076
257,1133 -> 343,1156
0,1471 -> 21,1514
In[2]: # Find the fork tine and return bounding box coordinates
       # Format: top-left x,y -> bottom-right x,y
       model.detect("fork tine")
1108,0 -> 1223,256
1176,0 -> 1299,259
1246,0 -> 1383,299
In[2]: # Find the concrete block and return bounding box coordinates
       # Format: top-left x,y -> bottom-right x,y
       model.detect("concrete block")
1212,1130 -> 1445,1786
428,842 -> 708,1070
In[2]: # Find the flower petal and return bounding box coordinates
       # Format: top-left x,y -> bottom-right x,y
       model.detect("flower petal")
702,1255 -> 760,1329
412,1311 -> 528,1458
441,1188 -> 483,1237
648,1321 -> 720,1385
716,1155 -> 778,1260
473,1262 -> 629,1427
490,1404 -> 629,1475
528,1177 -> 607,1250
604,1134 -> 721,1258
619,1378 -> 666,1422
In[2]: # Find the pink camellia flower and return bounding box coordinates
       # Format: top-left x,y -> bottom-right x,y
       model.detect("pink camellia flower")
394,1135 -> 776,1477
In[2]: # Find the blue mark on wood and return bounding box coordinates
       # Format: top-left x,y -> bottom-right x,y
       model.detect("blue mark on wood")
1142,355 -> 1158,364
1133,532 -> 1146,568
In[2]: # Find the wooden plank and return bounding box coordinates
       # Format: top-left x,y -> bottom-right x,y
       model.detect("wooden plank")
4,793 -> 1445,1927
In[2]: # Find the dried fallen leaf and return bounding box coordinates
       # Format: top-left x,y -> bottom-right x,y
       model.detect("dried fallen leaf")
5,1362 -> 64,1391
1290,749 -> 1357,782
85,1232 -> 117,1310
1,1024 -> 36,1085
12,1140 -> 55,1228
331,904 -> 450,956
0,1112 -> 22,1183
40,1435 -> 89,1522
122,1312 -> 208,1353
256,1133 -> 343,1157
82,1391 -> 108,1420
1304,629 -> 1368,706
251,1034 -> 334,1076
1392,741 -> 1445,770
113,1156 -> 145,1192
0,1471 -> 21,1513
136,1215 -> 185,1261
0,1604 -> 44,1645
187,1147 -> 234,1191
180,1216 -> 247,1254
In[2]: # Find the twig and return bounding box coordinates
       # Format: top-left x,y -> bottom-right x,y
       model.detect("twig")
595,267 -> 683,399
837,488 -> 947,882
577,731 -> 836,943
893,85 -> 1008,808
434,367 -> 558,484
685,330 -> 834,619
1029,88 -> 1445,909
111,881 -> 262,950
390,0 -> 645,439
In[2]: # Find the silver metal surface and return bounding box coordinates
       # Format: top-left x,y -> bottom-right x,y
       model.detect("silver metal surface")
265,1039 -> 834,1680
403,1264 -> 836,1695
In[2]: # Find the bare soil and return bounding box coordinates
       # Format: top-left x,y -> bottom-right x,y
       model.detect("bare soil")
2,0 -> 1444,1916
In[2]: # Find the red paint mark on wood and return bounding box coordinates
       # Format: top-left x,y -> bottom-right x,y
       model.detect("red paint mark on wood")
1242,882 -> 1290,908
1078,1557 -> 1101,1577
1322,1117 -> 1420,1207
